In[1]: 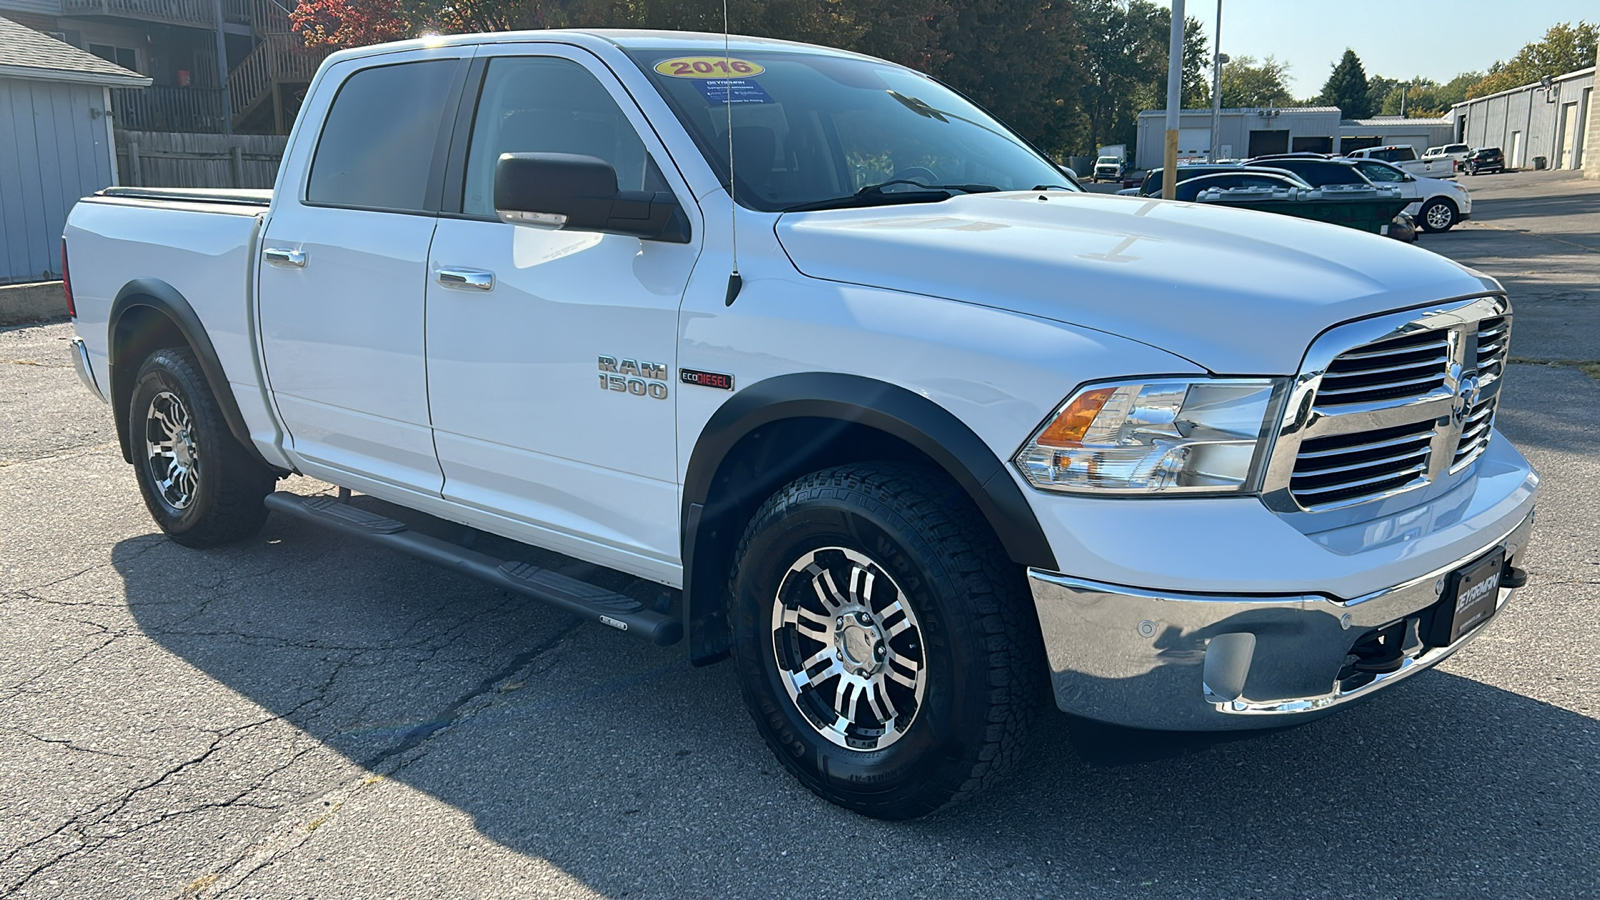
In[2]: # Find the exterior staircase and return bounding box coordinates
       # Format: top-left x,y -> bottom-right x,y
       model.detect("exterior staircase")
226,0 -> 331,133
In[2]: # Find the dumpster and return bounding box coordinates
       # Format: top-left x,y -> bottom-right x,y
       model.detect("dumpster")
1194,184 -> 1413,235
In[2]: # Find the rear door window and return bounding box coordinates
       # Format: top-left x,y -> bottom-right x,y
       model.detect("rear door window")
307,60 -> 460,212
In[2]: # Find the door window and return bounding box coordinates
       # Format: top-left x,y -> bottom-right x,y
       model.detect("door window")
306,60 -> 459,212
1354,160 -> 1405,183
462,57 -> 668,218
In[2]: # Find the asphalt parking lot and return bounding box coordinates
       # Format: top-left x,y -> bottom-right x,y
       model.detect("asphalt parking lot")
2,170 -> 1597,899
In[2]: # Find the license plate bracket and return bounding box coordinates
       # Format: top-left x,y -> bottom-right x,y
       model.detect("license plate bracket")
1431,548 -> 1506,646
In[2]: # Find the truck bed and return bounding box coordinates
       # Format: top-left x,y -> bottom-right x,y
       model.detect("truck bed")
99,186 -> 272,207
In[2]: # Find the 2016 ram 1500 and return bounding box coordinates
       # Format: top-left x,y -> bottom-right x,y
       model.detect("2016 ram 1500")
64,30 -> 1538,820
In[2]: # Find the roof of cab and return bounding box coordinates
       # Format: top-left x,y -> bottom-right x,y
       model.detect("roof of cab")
321,28 -> 873,65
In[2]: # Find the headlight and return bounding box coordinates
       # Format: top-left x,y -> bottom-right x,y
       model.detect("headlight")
1014,378 -> 1283,494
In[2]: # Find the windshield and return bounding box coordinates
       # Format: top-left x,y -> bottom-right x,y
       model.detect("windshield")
625,47 -> 1072,211
1097,156 -> 1120,163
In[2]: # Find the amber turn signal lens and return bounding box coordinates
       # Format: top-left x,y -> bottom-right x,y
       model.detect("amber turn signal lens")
1035,387 -> 1116,447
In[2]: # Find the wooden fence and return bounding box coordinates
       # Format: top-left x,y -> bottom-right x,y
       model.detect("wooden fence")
115,130 -> 287,189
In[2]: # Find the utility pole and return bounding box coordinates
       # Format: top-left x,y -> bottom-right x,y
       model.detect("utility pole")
1209,0 -> 1224,162
1162,0 -> 1186,199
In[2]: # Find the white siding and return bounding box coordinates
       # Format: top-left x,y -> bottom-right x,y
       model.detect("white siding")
0,76 -> 114,283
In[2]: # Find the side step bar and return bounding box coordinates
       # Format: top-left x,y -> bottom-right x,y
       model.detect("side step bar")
264,493 -> 682,646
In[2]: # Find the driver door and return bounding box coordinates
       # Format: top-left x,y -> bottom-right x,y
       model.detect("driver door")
423,47 -> 702,583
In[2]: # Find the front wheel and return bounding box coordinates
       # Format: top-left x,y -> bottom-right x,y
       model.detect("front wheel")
729,463 -> 1044,819
129,347 -> 275,548
1420,197 -> 1459,232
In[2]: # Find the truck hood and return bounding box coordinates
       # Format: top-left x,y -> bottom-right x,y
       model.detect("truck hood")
775,192 -> 1498,374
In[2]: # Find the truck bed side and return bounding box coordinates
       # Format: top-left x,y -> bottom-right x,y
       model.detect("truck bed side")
65,190 -> 289,470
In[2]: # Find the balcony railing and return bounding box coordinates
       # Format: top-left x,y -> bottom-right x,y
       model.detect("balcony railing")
112,86 -> 229,133
61,0 -> 218,28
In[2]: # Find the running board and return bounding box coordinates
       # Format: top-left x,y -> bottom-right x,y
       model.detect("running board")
264,493 -> 682,646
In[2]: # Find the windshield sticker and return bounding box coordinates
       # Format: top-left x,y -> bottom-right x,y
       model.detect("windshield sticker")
693,78 -> 774,105
655,57 -> 766,78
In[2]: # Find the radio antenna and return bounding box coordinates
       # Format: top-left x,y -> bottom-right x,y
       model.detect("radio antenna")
722,0 -> 743,306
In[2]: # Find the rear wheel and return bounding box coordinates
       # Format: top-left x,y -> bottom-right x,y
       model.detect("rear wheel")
130,347 -> 275,547
1420,197 -> 1458,232
729,463 -> 1044,819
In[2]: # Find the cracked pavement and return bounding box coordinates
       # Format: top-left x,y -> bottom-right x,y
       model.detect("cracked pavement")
2,170 -> 1598,899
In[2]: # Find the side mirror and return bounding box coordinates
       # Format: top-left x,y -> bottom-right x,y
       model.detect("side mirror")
494,153 -> 690,243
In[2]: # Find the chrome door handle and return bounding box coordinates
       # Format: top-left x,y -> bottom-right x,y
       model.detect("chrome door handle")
437,268 -> 494,291
264,247 -> 306,268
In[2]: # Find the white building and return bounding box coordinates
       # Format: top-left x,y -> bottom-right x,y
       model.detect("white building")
1135,107 -> 1454,170
1452,66 -> 1594,171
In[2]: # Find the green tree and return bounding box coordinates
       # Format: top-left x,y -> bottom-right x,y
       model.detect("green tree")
1467,21 -> 1597,98
1216,54 -> 1292,108
1372,72 -> 1483,116
1318,48 -> 1371,117
1365,74 -> 1398,115
1077,0 -> 1208,152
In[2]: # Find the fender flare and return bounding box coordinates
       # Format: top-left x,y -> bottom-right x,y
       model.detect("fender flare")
679,372 -> 1058,663
108,279 -> 268,469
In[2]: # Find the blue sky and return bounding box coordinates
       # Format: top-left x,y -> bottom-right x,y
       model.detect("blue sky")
1158,0 -> 1598,98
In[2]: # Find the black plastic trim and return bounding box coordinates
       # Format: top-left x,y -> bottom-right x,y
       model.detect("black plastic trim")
108,279 -> 275,472
679,372 -> 1058,663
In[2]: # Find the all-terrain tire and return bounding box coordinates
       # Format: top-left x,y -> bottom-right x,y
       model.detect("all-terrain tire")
729,462 -> 1046,819
129,347 -> 275,548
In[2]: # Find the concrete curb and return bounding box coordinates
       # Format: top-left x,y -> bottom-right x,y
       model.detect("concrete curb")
0,282 -> 68,326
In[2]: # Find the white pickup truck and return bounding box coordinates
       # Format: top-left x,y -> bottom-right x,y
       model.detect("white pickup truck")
1346,145 -> 1456,178
64,30 -> 1537,819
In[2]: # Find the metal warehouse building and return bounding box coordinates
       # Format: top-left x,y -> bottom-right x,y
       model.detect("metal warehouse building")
1453,66 -> 1593,171
1134,108 -> 1454,170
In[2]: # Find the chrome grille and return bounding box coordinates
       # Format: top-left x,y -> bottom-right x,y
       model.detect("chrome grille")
1265,296 -> 1512,514
1313,330 -> 1450,409
1291,420 -> 1434,507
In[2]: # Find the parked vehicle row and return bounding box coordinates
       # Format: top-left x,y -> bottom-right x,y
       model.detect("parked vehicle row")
1345,145 -> 1456,178
1118,155 -> 1470,233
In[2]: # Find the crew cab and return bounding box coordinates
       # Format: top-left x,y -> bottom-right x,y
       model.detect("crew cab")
63,30 -> 1537,820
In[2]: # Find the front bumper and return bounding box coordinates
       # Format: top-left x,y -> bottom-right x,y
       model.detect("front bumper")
1029,510 -> 1534,731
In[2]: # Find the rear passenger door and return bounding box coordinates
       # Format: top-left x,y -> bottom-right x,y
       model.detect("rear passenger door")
422,46 -> 702,583
258,51 -> 469,494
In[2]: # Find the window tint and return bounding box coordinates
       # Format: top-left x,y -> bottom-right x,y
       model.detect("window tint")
307,60 -> 458,212
1355,160 -> 1404,182
463,57 -> 667,218
1269,160 -> 1367,186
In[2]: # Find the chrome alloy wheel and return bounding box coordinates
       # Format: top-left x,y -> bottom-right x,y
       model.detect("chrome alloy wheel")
1425,202 -> 1455,230
144,390 -> 199,510
770,547 -> 927,750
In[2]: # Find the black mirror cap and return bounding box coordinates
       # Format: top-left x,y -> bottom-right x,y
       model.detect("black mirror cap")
493,152 -> 690,243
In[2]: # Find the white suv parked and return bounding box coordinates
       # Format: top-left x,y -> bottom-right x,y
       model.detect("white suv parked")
1347,157 -> 1473,232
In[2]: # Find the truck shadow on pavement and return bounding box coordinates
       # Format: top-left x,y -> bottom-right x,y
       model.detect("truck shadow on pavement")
114,513 -> 1599,896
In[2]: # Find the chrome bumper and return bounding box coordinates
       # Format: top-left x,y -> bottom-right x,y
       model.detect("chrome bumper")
1028,511 -> 1535,730
70,338 -> 107,403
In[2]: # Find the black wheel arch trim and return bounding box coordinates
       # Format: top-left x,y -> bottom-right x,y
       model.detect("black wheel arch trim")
680,372 -> 1058,663
108,279 -> 276,472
